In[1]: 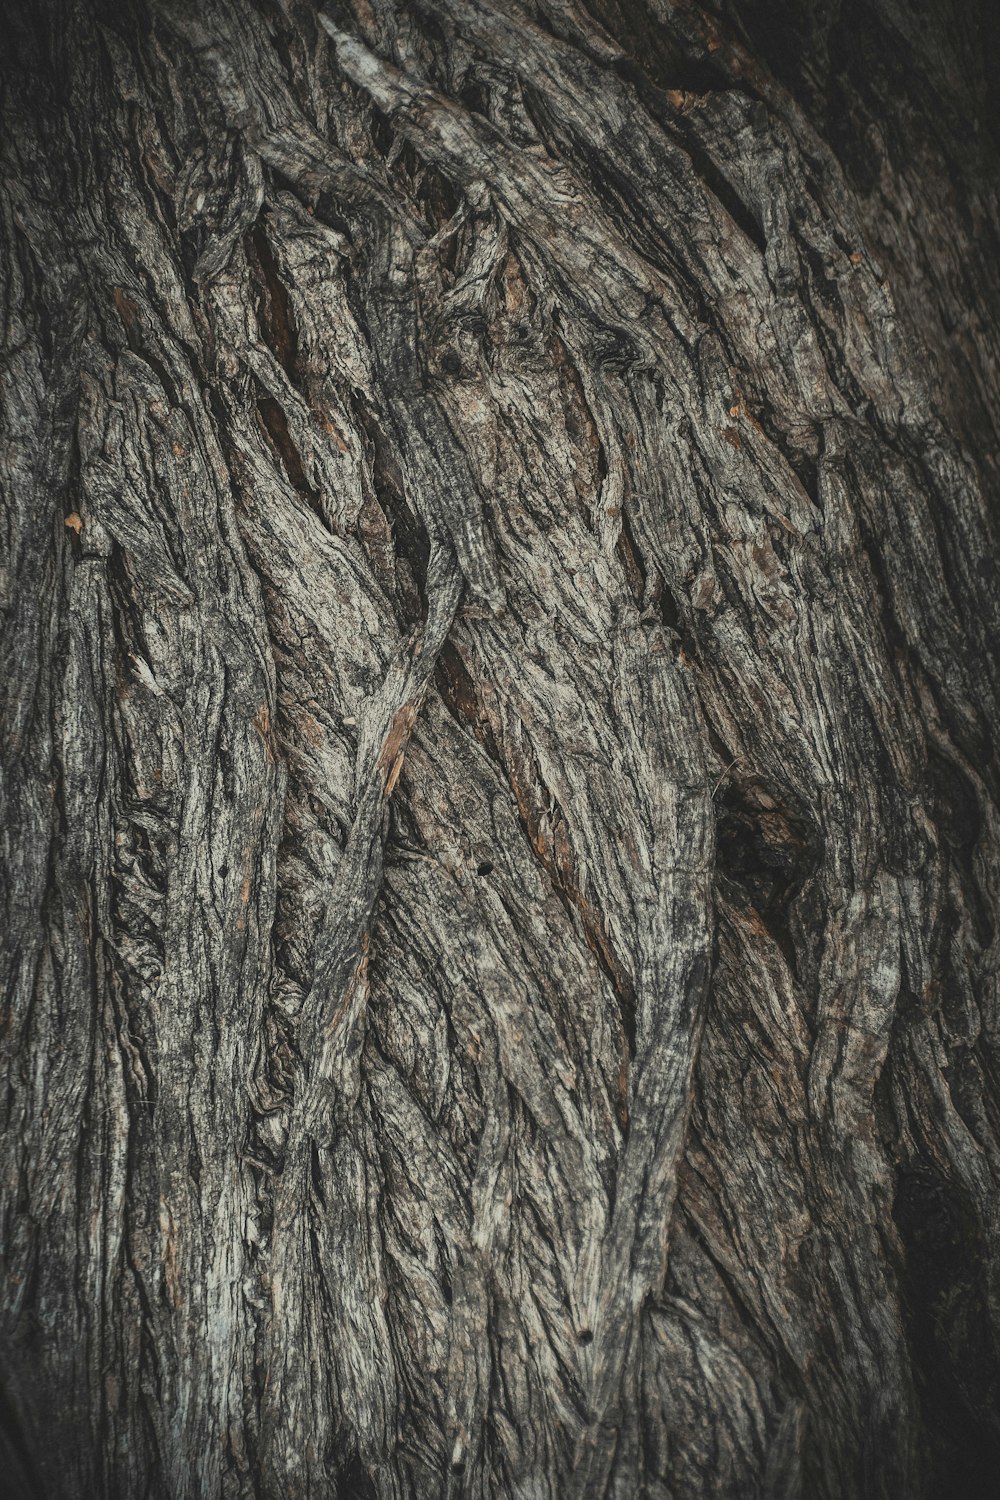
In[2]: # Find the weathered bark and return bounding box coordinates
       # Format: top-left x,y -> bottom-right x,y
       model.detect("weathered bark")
1,1 -> 998,1495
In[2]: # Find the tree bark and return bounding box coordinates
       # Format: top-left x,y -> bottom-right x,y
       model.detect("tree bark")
2,1 -> 999,1496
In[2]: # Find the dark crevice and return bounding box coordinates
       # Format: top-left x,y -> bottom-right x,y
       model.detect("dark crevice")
247,216 -> 300,385
111,286 -> 181,409
347,389 -> 429,626
616,496 -> 689,657
458,77 -> 490,119
670,1184 -> 808,1398
668,130 -> 767,256
412,158 -> 464,230
893,1165 -> 1000,1499
715,774 -> 821,976
588,323 -> 640,373
245,215 -> 331,520
561,886 -> 636,1063
309,1140 -> 327,1210
798,232 -> 848,326
743,399 -> 822,513
269,23 -> 299,89
517,80 -> 574,165
611,53 -> 736,105
853,513 -> 906,665
163,201 -> 193,283
927,748 -> 980,869
927,746 -> 993,949
434,639 -> 503,769
313,189 -> 356,241
942,1046 -> 992,1154
536,124 -> 711,323
0,1376 -> 47,1500
615,502 -> 646,605
909,451 -> 1000,706
652,572 -> 682,633
365,98 -> 464,230
542,51 -> 755,274
368,103 -> 397,161
918,661 -> 995,793
254,391 -> 320,510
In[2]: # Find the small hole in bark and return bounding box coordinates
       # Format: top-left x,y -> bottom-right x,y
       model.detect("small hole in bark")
596,439 -> 608,482
476,860 -> 493,877
653,573 -> 681,631
459,79 -> 490,116
369,104 -> 396,159
179,223 -> 206,278
578,1328 -> 593,1345
715,775 -> 819,972
450,1460 -> 466,1474
716,779 -> 815,906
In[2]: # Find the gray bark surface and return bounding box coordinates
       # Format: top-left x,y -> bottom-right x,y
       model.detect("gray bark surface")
1,1 -> 999,1496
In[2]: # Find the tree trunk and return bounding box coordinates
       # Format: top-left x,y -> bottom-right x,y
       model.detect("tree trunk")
2,1 -> 999,1496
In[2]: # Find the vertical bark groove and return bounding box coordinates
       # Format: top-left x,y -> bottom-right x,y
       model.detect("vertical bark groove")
1,1 -> 998,1496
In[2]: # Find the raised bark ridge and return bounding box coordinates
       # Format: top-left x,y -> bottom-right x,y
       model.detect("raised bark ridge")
1,2 -> 998,1497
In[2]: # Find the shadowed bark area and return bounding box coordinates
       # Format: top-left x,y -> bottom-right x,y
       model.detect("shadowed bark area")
1,1 -> 998,1496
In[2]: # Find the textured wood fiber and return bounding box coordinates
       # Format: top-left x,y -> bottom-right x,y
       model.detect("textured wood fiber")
1,1 -> 999,1496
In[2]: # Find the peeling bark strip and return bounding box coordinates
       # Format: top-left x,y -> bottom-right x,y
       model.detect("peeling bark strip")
1,0 -> 999,1495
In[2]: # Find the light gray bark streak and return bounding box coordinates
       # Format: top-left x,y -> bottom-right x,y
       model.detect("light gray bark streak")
1,1 -> 998,1497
